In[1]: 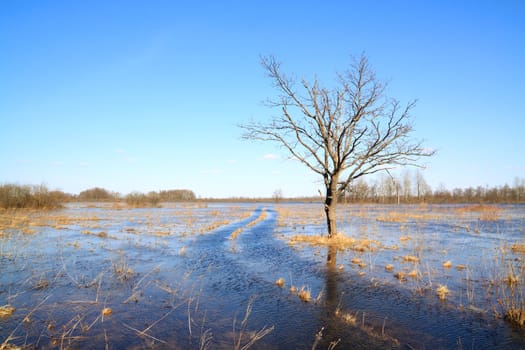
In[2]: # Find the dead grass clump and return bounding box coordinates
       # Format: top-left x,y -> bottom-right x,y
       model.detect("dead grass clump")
102,307 -> 113,316
97,231 -> 108,238
34,279 -> 50,290
246,209 -> 268,228
504,273 -> 519,286
298,287 -> 311,302
0,305 -> 15,318
231,228 -> 243,240
394,272 -> 407,282
377,212 -> 433,223
402,255 -> 419,263
275,278 -> 285,288
200,220 -> 230,234
442,261 -> 452,269
455,205 -> 501,221
335,308 -> 357,325
456,264 -> 466,271
511,243 -> 525,254
504,307 -> 525,327
288,234 -> 378,252
113,259 -> 134,281
436,285 -> 450,301
408,270 -> 418,279
351,257 -> 361,265
456,204 -> 501,213
385,264 -> 394,271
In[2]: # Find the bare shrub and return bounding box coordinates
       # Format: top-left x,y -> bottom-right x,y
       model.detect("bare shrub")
125,192 -> 160,208
0,184 -> 62,209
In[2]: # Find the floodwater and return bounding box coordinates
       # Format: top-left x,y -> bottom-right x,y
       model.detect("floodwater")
1,203 -> 524,349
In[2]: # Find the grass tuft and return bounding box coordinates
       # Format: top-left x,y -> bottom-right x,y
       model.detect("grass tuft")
436,285 -> 450,301
402,255 -> 419,263
504,307 -> 525,327
511,243 -> 525,254
0,305 -> 15,318
297,287 -> 311,302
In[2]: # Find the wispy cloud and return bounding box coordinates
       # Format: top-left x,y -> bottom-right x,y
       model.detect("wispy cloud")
262,153 -> 280,160
115,148 -> 136,163
79,162 -> 89,167
51,161 -> 64,166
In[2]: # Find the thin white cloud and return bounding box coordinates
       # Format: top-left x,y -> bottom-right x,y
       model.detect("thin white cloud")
79,162 -> 89,167
227,159 -> 237,164
51,161 -> 64,166
262,153 -> 280,160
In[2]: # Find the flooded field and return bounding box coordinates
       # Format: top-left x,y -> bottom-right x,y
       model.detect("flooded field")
1,202 -> 524,349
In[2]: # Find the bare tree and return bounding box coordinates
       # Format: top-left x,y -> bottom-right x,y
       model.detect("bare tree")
241,54 -> 434,262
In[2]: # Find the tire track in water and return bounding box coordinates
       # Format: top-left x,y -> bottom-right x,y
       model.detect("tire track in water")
181,205 -> 398,349
181,204 -> 525,349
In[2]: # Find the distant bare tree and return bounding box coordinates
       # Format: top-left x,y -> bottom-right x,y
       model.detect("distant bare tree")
241,54 -> 434,263
272,189 -> 283,203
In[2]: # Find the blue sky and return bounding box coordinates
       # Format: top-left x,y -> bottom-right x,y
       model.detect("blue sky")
1,1 -> 524,198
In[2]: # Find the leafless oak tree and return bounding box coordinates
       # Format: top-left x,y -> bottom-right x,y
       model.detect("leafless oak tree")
241,54 -> 434,262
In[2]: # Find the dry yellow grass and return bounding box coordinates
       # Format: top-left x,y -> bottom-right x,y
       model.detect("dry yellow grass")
297,287 -> 311,302
275,278 -> 285,288
436,285 -> 450,301
385,264 -> 394,271
376,211 -> 434,223
102,307 -> 113,316
288,234 -> 379,252
455,205 -> 501,221
0,305 -> 15,318
230,227 -> 243,240
442,261 -> 452,269
511,243 -> 525,253
402,255 -> 419,263
505,307 -> 525,327
456,264 -> 466,271
246,208 -> 268,228
394,272 -> 407,282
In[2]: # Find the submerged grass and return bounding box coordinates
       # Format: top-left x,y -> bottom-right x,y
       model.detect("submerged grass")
288,233 -> 379,252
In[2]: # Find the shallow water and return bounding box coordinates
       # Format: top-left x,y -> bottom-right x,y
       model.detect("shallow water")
1,203 -> 524,349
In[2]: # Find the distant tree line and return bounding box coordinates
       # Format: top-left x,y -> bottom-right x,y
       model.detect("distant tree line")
0,184 -> 63,209
76,187 -> 196,202
340,171 -> 525,204
0,184 -> 196,209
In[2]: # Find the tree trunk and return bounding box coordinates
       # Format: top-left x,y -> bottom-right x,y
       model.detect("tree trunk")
325,178 -> 339,265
